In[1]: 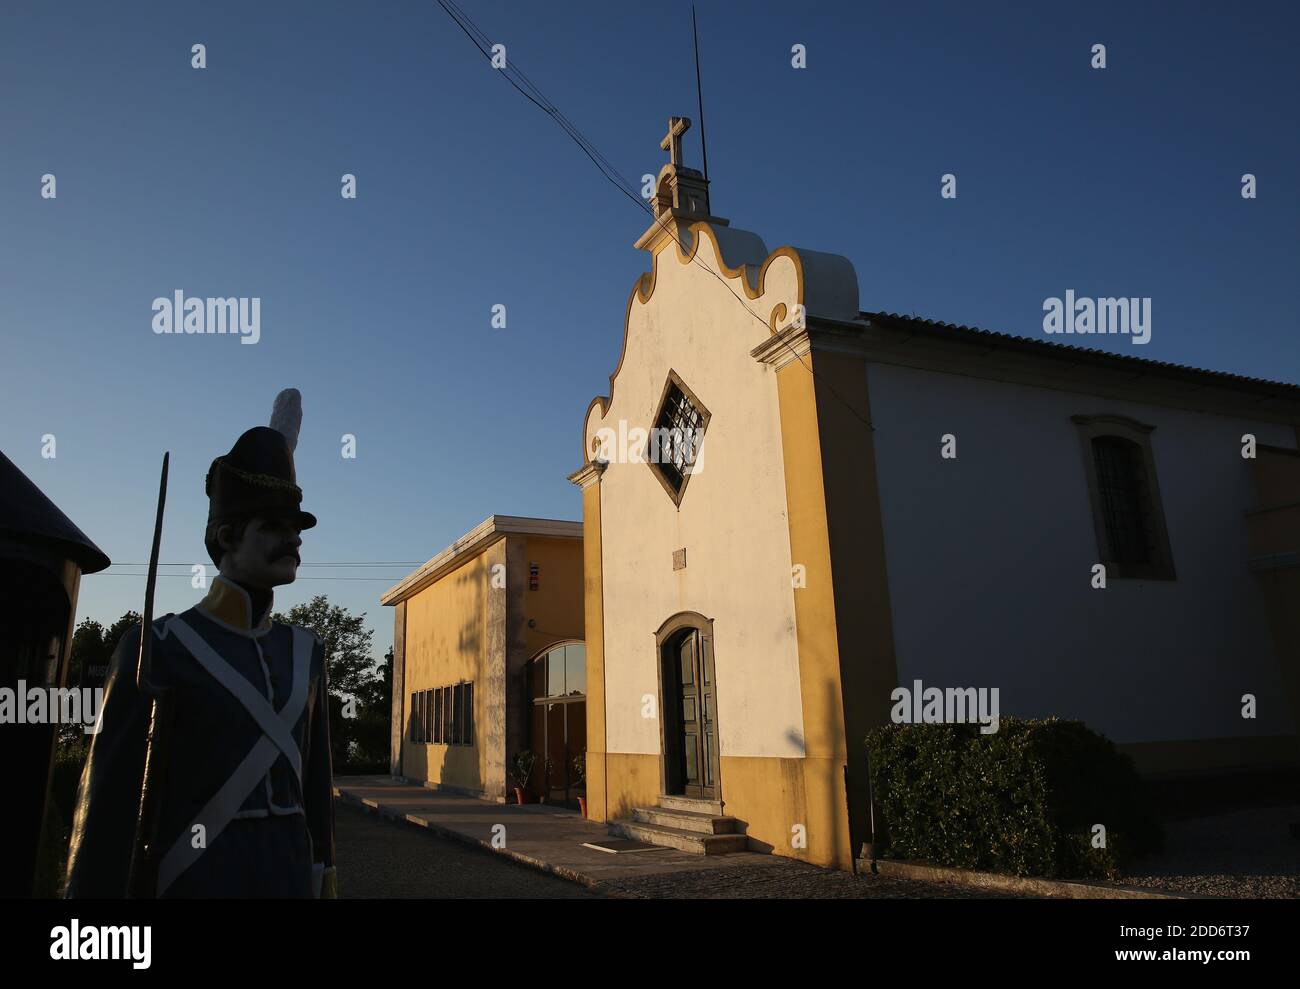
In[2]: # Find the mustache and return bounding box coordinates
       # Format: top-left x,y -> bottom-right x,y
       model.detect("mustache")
269,546 -> 301,564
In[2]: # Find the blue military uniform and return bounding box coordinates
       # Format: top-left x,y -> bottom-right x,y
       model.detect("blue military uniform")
65,576 -> 336,898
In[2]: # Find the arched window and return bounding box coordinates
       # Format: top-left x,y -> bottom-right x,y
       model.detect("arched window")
528,642 -> 586,701
525,642 -> 586,806
1073,415 -> 1175,580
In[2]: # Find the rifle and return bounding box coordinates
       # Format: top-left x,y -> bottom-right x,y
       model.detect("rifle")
127,452 -> 171,898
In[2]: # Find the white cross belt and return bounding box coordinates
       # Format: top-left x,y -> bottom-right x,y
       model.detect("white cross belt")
154,618 -> 313,897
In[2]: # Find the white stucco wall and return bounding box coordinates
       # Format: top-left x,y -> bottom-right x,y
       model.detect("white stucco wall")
587,225 -> 807,758
867,361 -> 1297,743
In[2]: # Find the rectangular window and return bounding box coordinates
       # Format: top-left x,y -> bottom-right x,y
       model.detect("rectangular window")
564,644 -> 586,696
547,649 -> 565,698
434,688 -> 443,744
452,683 -> 464,744
442,686 -> 452,744
410,692 -> 421,742
465,682 -> 474,746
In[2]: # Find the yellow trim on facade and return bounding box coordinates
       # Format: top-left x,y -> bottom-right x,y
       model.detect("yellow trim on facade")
768,355 -> 854,868
580,222 -> 807,460
579,478 -> 609,822
601,752 -> 662,823
720,755 -> 848,866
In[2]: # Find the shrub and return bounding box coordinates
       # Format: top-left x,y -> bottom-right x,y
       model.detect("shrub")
32,739 -> 91,897
865,717 -> 1163,879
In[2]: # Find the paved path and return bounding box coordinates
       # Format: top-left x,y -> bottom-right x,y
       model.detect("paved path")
333,776 -> 1027,899
334,800 -> 598,898
334,775 -> 770,886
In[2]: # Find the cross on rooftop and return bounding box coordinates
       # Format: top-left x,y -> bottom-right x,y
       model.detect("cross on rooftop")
660,116 -> 691,167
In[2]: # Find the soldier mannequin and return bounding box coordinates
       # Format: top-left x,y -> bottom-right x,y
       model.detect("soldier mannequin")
66,391 -> 337,898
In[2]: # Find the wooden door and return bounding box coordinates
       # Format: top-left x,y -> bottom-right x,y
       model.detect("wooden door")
672,630 -> 717,799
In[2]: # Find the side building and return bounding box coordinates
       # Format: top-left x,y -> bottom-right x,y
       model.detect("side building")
381,516 -> 585,806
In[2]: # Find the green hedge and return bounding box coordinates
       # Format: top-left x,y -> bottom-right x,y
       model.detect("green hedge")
865,717 -> 1163,879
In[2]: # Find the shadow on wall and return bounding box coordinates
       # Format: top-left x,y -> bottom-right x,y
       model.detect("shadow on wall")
606,756 -> 661,823
399,563 -> 486,796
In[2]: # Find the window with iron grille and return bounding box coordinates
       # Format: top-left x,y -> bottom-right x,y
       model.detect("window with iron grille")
1092,436 -> 1155,565
649,370 -> 711,506
1073,414 -> 1175,581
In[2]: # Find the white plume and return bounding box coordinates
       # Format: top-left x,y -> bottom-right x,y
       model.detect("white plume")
269,388 -> 302,452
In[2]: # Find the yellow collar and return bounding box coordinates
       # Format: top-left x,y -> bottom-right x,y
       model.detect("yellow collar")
197,575 -> 274,635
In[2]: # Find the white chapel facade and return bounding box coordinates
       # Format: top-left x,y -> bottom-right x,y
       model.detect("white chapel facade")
570,118 -> 1300,869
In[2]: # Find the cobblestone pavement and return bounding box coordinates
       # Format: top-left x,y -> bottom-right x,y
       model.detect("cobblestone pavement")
334,801 -> 598,898
591,859 -> 1033,899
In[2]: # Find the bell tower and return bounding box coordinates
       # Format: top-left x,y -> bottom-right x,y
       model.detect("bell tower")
635,116 -> 728,253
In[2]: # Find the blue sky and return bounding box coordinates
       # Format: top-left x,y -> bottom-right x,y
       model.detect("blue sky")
2,1 -> 1296,658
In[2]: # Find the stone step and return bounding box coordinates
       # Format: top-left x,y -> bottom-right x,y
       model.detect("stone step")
632,806 -> 738,834
609,819 -> 748,855
657,793 -> 724,816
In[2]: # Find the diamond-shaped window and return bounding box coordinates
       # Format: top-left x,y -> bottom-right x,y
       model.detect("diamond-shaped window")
647,369 -> 710,507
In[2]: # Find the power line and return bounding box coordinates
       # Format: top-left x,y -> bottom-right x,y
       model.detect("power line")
432,1 -> 874,431
107,562 -> 425,568
92,573 -> 407,581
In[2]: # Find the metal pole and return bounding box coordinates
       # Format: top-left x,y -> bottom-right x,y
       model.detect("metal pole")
692,5 -> 709,182
127,452 -> 171,898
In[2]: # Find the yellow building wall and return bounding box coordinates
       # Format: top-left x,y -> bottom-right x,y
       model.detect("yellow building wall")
602,753 -> 660,821
399,530 -> 585,800
719,756 -> 849,867
513,534 -> 586,797
401,554 -> 489,793
521,536 -> 585,657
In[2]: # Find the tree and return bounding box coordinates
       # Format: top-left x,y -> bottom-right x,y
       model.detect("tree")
349,647 -> 393,768
62,611 -> 140,745
68,618 -> 107,689
271,595 -> 381,769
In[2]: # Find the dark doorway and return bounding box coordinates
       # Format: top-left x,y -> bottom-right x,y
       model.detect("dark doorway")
661,626 -> 718,799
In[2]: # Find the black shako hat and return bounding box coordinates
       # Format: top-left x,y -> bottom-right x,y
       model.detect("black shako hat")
205,426 -> 317,530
